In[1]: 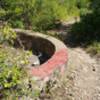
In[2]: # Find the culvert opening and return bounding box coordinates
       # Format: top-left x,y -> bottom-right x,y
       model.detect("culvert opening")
14,33 -> 55,66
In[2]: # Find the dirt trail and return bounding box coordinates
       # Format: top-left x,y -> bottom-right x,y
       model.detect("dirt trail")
42,47 -> 99,100
67,48 -> 100,100
40,20 -> 100,100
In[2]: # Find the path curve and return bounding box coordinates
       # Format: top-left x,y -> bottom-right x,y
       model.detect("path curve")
39,19 -> 100,100
46,47 -> 100,100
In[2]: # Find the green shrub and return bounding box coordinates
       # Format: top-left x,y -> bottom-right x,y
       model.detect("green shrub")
0,66 -> 21,88
0,47 -> 29,89
0,24 -> 16,44
0,60 -> 19,89
70,0 -> 100,44
0,46 -> 41,99
87,42 -> 100,55
10,20 -> 24,29
0,24 -> 39,98
0,0 -> 90,31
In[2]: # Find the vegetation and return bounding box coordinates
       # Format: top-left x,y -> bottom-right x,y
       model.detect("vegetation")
0,0 -> 100,99
71,0 -> 100,40
0,0 -> 90,31
0,25 -> 40,99
0,24 -> 16,44
87,41 -> 100,56
0,47 -> 26,89
69,0 -> 100,55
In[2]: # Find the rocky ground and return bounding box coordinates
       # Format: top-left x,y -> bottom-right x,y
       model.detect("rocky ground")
38,20 -> 100,100
38,47 -> 100,100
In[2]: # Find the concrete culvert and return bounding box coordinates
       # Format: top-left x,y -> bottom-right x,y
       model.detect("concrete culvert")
14,29 -> 68,80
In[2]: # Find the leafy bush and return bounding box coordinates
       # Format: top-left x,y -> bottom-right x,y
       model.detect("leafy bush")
0,25 -> 40,99
70,0 -> 100,43
0,24 -> 16,44
87,41 -> 100,55
68,0 -> 100,56
0,0 -> 68,30
0,47 -> 29,89
10,20 -> 24,29
0,0 -> 90,31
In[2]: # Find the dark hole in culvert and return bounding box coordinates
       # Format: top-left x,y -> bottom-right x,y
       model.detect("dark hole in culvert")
32,50 -> 50,64
14,32 -> 55,66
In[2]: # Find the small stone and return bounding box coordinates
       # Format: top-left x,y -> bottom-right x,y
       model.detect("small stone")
93,68 -> 96,72
68,93 -> 73,97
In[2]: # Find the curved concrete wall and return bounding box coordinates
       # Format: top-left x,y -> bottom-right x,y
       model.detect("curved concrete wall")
14,29 -> 68,80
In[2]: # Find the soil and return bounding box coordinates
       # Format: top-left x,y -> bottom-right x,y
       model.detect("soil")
38,19 -> 100,100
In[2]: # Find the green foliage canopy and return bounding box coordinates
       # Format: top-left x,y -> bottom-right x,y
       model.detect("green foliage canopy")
0,0 -> 90,31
